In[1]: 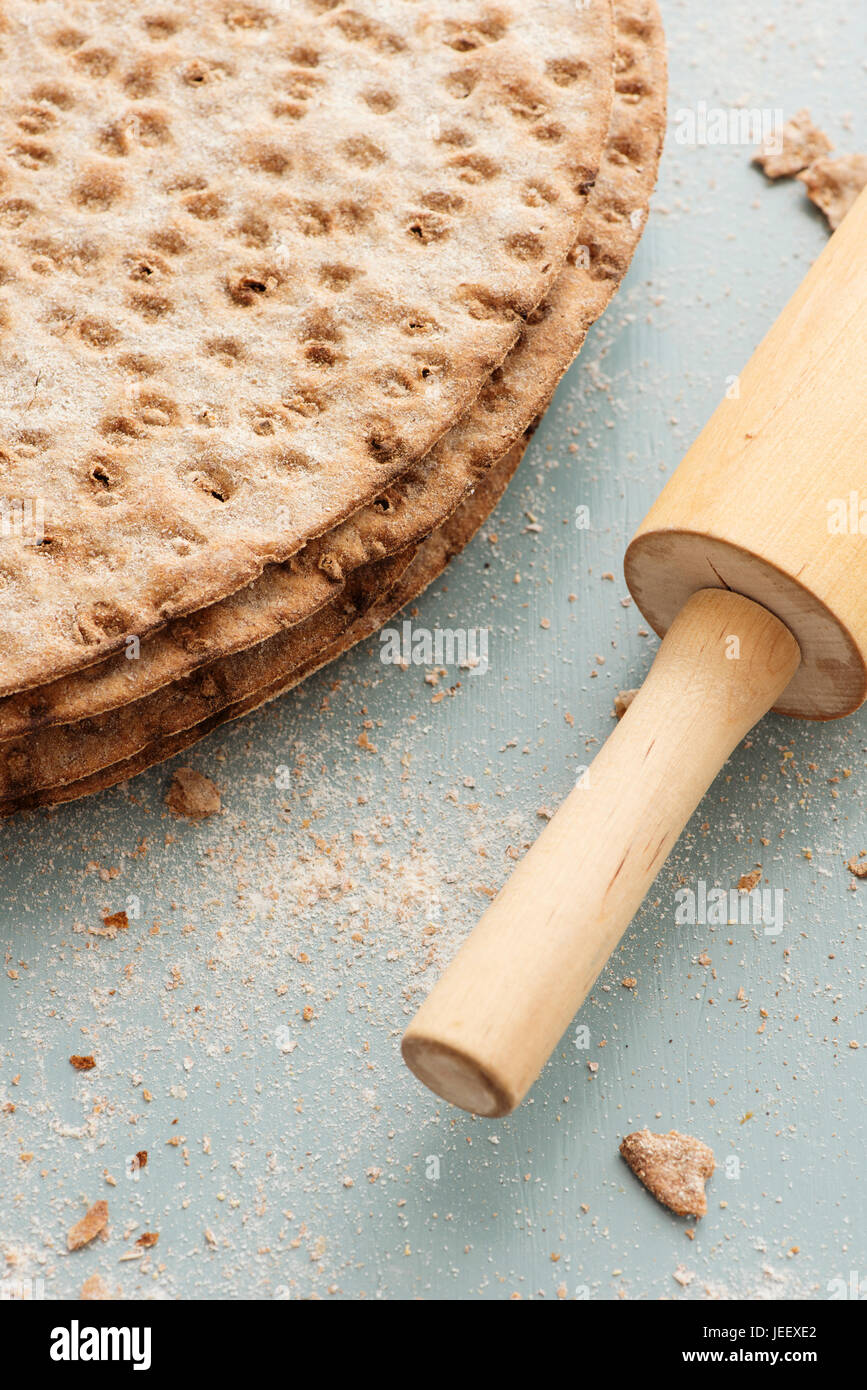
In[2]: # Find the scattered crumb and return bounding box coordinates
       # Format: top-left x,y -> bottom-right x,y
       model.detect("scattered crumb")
846,854 -> 867,880
799,153 -> 867,229
136,1232 -> 159,1248
165,767 -> 221,820
620,1129 -> 715,1218
613,688 -> 638,720
753,108 -> 832,178
80,1273 -> 112,1301
67,1200 -> 109,1252
69,1054 -> 96,1072
738,869 -> 762,892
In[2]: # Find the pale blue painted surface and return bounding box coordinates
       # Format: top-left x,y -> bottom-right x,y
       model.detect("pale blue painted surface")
0,0 -> 864,1300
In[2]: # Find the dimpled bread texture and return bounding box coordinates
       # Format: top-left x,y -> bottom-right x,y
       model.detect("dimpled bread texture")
0,435 -> 529,813
0,0 -> 666,742
0,0 -> 615,697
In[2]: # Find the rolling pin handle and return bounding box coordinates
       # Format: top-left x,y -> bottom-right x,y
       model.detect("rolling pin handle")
401,588 -> 801,1116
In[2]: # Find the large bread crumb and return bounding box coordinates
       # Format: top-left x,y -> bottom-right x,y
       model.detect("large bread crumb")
753,108 -> 832,179
165,768 -> 221,820
67,1200 -> 108,1252
620,1129 -> 715,1217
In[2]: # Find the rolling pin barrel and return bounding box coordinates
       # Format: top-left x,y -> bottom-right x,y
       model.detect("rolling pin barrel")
403,589 -> 800,1115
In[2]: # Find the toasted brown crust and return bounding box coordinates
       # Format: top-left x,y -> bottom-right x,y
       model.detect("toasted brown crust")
0,0 -> 615,699
0,435 -> 527,813
0,0 -> 667,742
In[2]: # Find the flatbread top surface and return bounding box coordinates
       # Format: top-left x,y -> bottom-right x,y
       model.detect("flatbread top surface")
0,0 -> 614,695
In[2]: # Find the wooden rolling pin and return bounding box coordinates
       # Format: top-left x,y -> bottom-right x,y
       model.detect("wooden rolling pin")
402,186 -> 867,1117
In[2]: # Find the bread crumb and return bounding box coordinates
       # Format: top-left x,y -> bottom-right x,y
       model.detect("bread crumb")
846,854 -> 867,880
753,109 -> 832,178
67,1200 -> 109,1251
165,767 -> 221,819
738,868 -> 762,892
80,1273 -> 112,1300
69,1054 -> 96,1071
614,689 -> 638,720
799,153 -> 867,230
620,1129 -> 715,1217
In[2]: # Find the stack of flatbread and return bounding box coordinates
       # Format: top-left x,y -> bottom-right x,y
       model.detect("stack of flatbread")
0,0 -> 666,813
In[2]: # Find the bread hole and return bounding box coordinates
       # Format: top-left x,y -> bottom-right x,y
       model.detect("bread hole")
375,366 -> 414,397
72,163 -> 124,209
400,311 -> 440,336
0,198 -> 34,227
413,347 -> 448,380
17,105 -> 58,135
77,316 -> 120,349
223,4 -> 271,28
365,420 -> 404,465
73,46 -> 117,78
149,225 -> 187,254
142,13 -> 181,39
136,390 -> 180,427
456,283 -> 520,322
304,342 -> 341,367
284,69 -> 321,100
333,12 -> 406,54
341,135 -> 386,168
204,335 -> 246,365
30,83 -> 75,109
98,120 -> 132,156
546,56 -> 590,87
447,152 -> 500,183
182,188 -> 225,220
271,446 -> 313,471
249,140 -> 292,176
615,78 -> 647,102
500,79 -> 548,121
189,466 -> 235,503
123,58 -> 158,98
272,100 -> 305,120
128,289 -> 172,320
318,262 -> 359,291
532,121 -> 565,143
180,58 -> 211,85
124,250 -> 170,281
300,307 -> 342,342
116,351 -> 160,376
437,124 -> 474,147
73,601 -> 131,644
226,273 -> 273,306
236,211 -> 272,247
372,495 -> 391,512
333,199 -> 371,231
522,179 -> 558,207
288,44 -> 319,67
504,230 -> 544,261
9,141 -> 54,169
362,88 -> 397,114
129,105 -> 171,145
295,201 -> 331,237
444,12 -> 508,51
421,190 -> 465,213
282,386 -> 325,418
407,211 -> 450,243
443,68 -> 478,100
568,163 -> 597,197
100,413 -> 144,439
85,454 -> 123,500
52,27 -> 88,51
